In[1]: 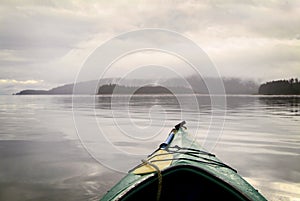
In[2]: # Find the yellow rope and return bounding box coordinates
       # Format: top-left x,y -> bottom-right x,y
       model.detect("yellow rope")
141,159 -> 162,201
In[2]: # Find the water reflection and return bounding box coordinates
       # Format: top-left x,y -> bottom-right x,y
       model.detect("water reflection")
259,96 -> 300,119
1,95 -> 299,201
95,95 -> 180,110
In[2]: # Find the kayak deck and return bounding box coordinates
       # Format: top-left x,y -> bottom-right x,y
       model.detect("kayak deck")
121,165 -> 257,201
100,122 -> 267,201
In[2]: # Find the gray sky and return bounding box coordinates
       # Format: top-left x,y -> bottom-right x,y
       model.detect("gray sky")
0,0 -> 299,94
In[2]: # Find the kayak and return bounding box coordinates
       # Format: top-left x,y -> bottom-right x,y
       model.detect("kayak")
100,121 -> 267,201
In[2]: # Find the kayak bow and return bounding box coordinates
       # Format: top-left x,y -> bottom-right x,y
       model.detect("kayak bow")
100,121 -> 267,201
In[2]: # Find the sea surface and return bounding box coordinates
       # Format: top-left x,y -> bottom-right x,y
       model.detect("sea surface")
0,94 -> 299,201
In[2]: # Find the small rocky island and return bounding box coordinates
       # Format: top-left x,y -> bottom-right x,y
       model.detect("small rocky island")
258,78 -> 300,95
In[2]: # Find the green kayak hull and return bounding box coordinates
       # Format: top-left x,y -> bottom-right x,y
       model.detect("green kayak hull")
100,123 -> 267,201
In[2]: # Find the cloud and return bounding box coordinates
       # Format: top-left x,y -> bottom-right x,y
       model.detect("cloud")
201,36 -> 300,81
0,79 -> 43,84
0,4 -> 100,51
0,79 -> 46,94
0,0 -> 300,94
104,50 -> 194,79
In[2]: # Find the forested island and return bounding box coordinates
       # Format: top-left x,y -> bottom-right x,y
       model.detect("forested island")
258,78 -> 300,95
98,84 -> 188,95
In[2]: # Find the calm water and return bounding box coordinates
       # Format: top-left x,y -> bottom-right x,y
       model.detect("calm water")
0,95 -> 299,201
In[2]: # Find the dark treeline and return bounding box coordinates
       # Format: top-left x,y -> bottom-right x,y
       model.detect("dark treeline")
98,84 -> 189,95
259,78 -> 300,95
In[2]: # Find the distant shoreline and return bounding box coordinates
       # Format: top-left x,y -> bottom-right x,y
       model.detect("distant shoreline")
13,77 -> 262,95
15,77 -> 300,96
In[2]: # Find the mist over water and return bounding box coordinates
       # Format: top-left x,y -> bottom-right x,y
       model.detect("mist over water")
0,95 -> 299,201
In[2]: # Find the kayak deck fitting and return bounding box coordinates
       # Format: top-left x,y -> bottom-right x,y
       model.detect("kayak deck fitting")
100,121 -> 267,201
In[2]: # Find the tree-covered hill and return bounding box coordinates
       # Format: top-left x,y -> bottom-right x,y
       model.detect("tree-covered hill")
259,78 -> 300,95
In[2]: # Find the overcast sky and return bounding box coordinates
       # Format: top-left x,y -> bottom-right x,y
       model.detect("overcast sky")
0,0 -> 299,94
